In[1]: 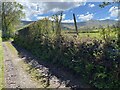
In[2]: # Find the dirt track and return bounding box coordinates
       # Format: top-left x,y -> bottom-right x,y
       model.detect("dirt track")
2,42 -> 40,88
2,41 -> 91,89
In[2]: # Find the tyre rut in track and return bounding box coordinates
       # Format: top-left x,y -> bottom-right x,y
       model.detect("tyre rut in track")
2,42 -> 20,88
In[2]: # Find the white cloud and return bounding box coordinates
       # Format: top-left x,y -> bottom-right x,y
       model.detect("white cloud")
51,8 -> 63,13
115,19 -> 118,21
62,14 -> 66,20
17,0 -> 87,2
20,2 -> 47,21
109,6 -> 120,17
37,14 -> 65,21
21,17 -> 32,21
40,2 -> 84,13
62,19 -> 75,23
33,14 -> 38,17
49,17 -> 55,21
18,1 -> 86,21
99,17 -> 110,20
88,3 -> 95,8
6,0 -> 115,3
78,12 -> 94,21
37,16 -> 47,20
36,14 -> 66,21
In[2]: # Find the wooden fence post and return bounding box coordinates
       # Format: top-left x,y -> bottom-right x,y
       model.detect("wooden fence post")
73,13 -> 78,35
52,21 -> 54,32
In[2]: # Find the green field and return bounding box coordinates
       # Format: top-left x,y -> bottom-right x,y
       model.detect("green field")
62,29 -> 117,42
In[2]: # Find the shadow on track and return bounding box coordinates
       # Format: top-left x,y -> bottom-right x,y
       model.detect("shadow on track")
11,41 -> 95,89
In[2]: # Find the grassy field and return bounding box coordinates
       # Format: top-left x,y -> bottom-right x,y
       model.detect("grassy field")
0,36 -> 4,89
62,29 -> 117,41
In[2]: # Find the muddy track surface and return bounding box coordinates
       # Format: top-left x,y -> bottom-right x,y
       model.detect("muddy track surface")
2,42 -> 40,88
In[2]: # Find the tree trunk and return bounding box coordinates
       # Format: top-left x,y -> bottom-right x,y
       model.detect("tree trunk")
2,2 -> 6,38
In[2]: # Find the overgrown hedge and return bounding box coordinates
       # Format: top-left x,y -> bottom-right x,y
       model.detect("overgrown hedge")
14,18 -> 120,89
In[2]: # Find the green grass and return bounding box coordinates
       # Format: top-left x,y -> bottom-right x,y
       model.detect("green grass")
79,32 -> 101,39
6,42 -> 18,56
62,29 -> 117,41
0,37 -> 4,89
19,61 -> 45,88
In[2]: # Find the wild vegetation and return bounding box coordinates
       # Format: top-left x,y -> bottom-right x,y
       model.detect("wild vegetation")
0,2 -> 24,40
0,32 -> 4,89
14,15 -> 120,89
0,1 -> 120,89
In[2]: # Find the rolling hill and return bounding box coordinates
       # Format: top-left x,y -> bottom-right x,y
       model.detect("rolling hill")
61,19 -> 118,30
21,19 -> 118,30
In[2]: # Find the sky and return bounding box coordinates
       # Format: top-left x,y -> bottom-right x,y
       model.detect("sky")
18,0 -> 120,23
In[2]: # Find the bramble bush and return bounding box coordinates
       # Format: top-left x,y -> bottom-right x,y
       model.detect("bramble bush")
14,18 -> 120,89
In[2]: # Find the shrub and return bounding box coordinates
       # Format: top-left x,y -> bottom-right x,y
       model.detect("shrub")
14,19 -> 120,89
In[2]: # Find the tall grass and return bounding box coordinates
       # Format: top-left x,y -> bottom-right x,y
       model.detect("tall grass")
0,34 -> 4,89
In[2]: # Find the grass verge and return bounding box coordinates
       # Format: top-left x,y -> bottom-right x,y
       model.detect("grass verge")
0,37 -> 4,89
19,61 -> 47,88
6,42 -> 18,56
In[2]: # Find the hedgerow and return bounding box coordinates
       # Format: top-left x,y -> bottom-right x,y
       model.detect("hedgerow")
14,17 -> 120,89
